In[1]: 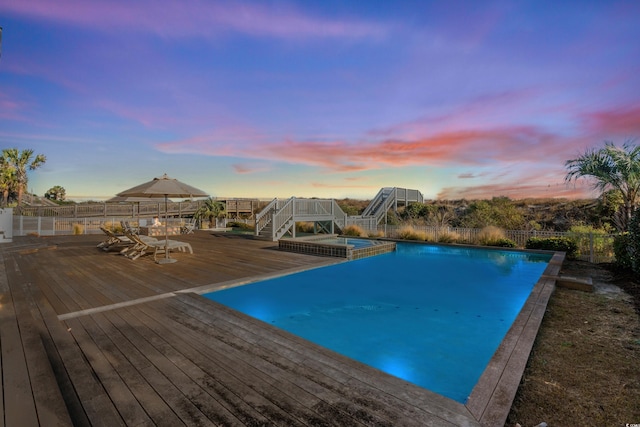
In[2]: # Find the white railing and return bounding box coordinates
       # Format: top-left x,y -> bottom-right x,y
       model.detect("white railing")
11,213 -> 618,263
383,225 -> 617,263
255,198 -> 278,236
16,200 -> 207,218
361,187 -> 424,223
13,216 -> 188,236
271,198 -> 294,240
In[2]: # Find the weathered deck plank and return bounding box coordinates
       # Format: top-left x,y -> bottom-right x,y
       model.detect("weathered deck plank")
0,252 -> 74,427
0,232 -> 499,426
141,298 -> 372,426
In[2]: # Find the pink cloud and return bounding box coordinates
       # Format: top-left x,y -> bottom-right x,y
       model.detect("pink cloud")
580,104 -> 640,136
157,123 -> 583,172
0,0 -> 387,40
437,181 -> 596,200
437,183 -> 595,200
458,173 -> 477,179
437,167 -> 598,200
0,91 -> 29,121
311,182 -> 380,190
232,163 -> 271,174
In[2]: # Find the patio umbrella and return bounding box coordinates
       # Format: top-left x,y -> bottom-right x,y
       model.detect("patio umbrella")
117,174 -> 208,264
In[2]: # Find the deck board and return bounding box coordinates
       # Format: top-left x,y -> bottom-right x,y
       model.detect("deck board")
0,232 -> 496,426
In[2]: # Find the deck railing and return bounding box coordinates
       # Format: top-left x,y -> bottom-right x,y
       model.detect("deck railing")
16,201 -> 206,218
12,216 -> 190,237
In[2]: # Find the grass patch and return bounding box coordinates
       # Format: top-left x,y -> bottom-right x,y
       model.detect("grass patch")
397,226 -> 426,241
342,224 -> 367,237
507,260 -> 640,426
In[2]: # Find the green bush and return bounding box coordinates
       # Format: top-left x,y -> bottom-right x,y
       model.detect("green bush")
525,237 -> 578,258
488,238 -> 517,248
628,209 -> 640,274
566,225 -> 610,257
613,233 -> 633,269
227,221 -> 254,231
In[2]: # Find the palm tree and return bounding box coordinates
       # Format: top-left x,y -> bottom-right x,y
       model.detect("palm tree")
194,198 -> 225,228
0,156 -> 16,207
565,140 -> 640,231
1,148 -> 46,207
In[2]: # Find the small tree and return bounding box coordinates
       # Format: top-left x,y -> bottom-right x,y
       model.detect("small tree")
1,148 -> 46,206
0,158 -> 15,207
45,185 -> 66,201
565,140 -> 640,231
194,198 -> 225,228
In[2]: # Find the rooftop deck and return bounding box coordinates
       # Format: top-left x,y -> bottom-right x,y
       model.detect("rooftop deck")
0,231 -> 560,426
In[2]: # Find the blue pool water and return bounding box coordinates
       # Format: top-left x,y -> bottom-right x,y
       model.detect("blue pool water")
204,243 -> 551,403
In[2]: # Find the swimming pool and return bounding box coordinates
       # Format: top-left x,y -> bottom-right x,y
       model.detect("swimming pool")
204,243 -> 551,403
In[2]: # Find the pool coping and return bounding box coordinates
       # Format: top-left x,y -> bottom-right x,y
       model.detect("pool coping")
465,249 -> 564,426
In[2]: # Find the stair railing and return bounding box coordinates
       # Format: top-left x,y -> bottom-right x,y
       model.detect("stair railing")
271,198 -> 295,240
255,198 -> 278,236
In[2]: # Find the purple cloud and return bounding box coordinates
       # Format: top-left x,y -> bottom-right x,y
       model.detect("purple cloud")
0,0 -> 388,40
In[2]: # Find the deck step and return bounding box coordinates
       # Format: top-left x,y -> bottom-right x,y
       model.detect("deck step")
556,275 -> 594,292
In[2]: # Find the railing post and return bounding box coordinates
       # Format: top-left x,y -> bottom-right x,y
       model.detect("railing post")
589,233 -> 594,263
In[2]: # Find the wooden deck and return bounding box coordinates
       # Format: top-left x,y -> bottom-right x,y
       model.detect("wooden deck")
0,231 -> 551,426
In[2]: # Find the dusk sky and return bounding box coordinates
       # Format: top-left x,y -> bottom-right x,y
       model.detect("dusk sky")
1,1 -> 639,201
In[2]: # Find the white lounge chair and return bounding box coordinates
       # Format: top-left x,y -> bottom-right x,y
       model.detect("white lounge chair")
97,226 -> 131,251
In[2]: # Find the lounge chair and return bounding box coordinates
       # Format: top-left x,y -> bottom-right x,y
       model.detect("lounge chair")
151,239 -> 193,262
97,226 -> 132,251
122,231 -> 192,261
121,231 -> 157,260
181,219 -> 196,234
121,220 -> 139,234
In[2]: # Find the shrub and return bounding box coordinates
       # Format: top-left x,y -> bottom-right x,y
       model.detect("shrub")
437,231 -> 460,243
525,237 -> 578,259
476,226 -> 506,246
613,233 -> 633,269
488,238 -> 517,248
475,226 -> 515,247
103,221 -> 123,233
227,221 -> 254,231
342,224 -> 366,237
72,224 -> 84,235
567,225 -> 610,258
296,222 -> 315,233
628,209 -> 640,274
367,229 -> 384,238
397,226 -> 426,241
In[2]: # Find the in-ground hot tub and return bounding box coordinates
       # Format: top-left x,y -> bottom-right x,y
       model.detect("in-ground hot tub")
279,234 -> 396,260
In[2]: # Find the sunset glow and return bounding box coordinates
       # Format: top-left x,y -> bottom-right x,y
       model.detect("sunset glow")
1,1 -> 638,200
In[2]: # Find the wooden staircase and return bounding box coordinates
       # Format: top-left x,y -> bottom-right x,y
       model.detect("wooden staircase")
255,187 -> 424,241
